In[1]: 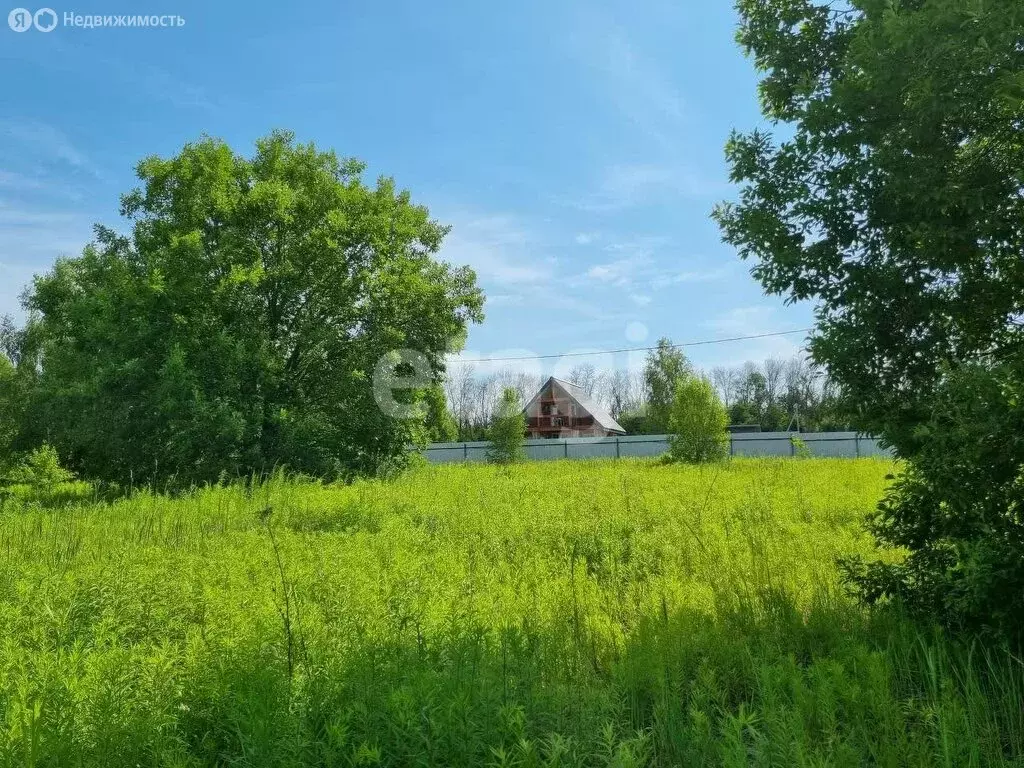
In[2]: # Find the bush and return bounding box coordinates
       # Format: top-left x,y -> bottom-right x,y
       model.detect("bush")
486,388 -> 526,465
667,375 -> 729,464
3,443 -> 74,490
791,435 -> 812,459
841,354 -> 1024,637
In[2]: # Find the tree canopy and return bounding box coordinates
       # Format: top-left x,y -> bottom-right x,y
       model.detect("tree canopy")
22,131 -> 483,484
643,338 -> 692,433
716,0 -> 1024,451
717,0 -> 1024,633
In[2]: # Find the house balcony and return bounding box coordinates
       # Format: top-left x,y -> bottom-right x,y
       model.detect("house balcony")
526,416 -> 595,431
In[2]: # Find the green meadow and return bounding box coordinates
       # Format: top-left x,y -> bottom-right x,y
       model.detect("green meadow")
2,458 -> 1022,767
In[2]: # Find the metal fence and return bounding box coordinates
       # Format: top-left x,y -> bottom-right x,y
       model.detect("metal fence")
422,432 -> 891,464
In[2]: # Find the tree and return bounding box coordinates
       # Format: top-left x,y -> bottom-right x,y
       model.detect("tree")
25,132 -> 484,484
486,387 -> 526,465
0,315 -> 39,470
568,363 -> 599,395
715,1 -> 1024,632
422,384 -> 458,443
667,375 -> 729,464
711,366 -> 740,409
644,338 -> 692,432
604,369 -> 645,420
442,364 -> 479,440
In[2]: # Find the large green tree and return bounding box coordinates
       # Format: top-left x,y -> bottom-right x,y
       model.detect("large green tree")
25,132 -> 483,484
643,338 -> 692,433
715,0 -> 1024,632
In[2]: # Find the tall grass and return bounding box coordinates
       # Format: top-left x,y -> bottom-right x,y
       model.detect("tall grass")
0,458 -> 1021,766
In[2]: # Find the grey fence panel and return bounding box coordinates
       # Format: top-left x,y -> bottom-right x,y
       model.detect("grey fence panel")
421,432 -> 890,464
567,440 -> 618,460
731,432 -> 794,457
466,445 -> 490,462
619,437 -> 670,457
522,439 -> 567,461
857,437 -> 890,457
428,447 -> 469,463
802,436 -> 856,458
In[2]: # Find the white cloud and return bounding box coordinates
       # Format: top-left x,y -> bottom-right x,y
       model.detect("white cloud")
440,214 -> 552,285
585,251 -> 652,287
438,211 -> 612,320
565,14 -> 730,213
0,204 -> 94,317
569,163 -> 725,213
0,171 -> 47,192
0,120 -> 98,177
629,293 -> 652,307
651,265 -> 734,288
574,232 -> 598,245
695,305 -> 809,367
581,235 -> 731,296
573,21 -> 687,153
487,293 -> 525,307
708,305 -> 777,336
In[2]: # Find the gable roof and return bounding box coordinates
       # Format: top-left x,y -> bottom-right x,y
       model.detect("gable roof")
523,376 -> 626,434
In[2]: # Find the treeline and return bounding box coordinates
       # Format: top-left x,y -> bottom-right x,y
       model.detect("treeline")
443,338 -> 851,440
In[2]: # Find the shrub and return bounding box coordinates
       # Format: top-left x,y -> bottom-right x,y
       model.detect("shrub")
791,435 -> 812,459
3,443 -> 74,490
842,356 -> 1024,637
667,375 -> 729,464
486,388 -> 526,465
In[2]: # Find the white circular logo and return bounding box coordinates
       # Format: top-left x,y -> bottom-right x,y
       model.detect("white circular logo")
33,7 -> 56,31
8,7 -> 33,31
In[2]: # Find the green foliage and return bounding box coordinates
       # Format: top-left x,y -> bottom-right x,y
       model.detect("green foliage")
2,459 -> 1024,765
617,408 -> 655,436
4,444 -> 74,489
422,384 -> 458,443
643,339 -> 691,433
667,375 -> 729,464
0,315 -> 39,467
22,132 -> 483,486
790,435 -> 812,459
716,0 -> 1024,631
0,443 -> 85,509
486,387 -> 526,465
843,356 -> 1024,637
0,357 -> 18,469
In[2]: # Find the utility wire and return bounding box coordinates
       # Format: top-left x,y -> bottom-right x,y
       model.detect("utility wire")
448,328 -> 814,364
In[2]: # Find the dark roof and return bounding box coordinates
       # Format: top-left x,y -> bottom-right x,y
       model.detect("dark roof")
524,377 -> 626,434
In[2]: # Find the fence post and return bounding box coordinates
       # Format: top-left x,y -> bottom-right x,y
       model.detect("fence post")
790,434 -> 795,456
855,435 -> 861,458
616,437 -> 620,459
564,440 -> 568,459
729,435 -> 734,457
463,442 -> 468,462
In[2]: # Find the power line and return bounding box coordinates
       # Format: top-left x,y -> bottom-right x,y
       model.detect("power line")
448,328 -> 814,364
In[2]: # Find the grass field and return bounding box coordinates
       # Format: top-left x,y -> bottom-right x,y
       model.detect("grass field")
1,458 -> 1023,767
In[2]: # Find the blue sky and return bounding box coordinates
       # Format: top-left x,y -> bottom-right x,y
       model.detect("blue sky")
0,0 -> 814,375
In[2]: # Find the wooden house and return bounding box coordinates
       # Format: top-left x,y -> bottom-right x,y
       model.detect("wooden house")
522,377 -> 626,439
